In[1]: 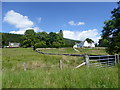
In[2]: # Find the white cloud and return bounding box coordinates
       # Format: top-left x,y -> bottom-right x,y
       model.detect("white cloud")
38,17 -> 42,23
3,10 -> 34,28
33,27 -> 40,32
77,22 -> 85,25
9,27 -> 43,34
63,29 -> 101,43
68,21 -> 85,26
3,10 -> 42,34
9,30 -> 25,34
68,21 -> 75,25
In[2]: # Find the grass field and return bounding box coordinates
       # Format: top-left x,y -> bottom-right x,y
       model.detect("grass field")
2,48 -> 119,88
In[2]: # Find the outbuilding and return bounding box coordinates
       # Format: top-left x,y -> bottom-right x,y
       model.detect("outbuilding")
8,42 -> 20,48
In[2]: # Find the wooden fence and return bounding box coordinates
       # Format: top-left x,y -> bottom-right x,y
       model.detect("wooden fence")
36,49 -> 119,68
36,50 -> 84,57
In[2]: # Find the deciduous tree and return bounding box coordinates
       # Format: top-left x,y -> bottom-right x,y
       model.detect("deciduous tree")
100,2 -> 120,54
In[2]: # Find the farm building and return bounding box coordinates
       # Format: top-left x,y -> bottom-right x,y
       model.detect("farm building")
8,42 -> 20,48
73,40 -> 95,48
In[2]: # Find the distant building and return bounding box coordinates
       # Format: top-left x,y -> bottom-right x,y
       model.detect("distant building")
8,42 -> 20,48
73,41 -> 95,48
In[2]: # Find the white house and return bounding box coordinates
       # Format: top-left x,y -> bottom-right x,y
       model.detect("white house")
8,42 -> 20,48
73,41 -> 95,48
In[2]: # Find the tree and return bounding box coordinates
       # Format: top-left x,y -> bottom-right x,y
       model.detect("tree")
22,39 -> 32,48
98,39 -> 109,47
48,32 -> 56,47
85,38 -> 94,43
52,42 -> 61,48
100,2 -> 120,54
106,32 -> 120,54
24,29 -> 36,36
59,30 -> 63,37
21,29 -> 64,48
36,32 -> 48,43
34,41 -> 46,50
21,29 -> 36,47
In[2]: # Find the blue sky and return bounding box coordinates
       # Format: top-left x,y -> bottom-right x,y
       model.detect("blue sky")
2,2 -> 117,42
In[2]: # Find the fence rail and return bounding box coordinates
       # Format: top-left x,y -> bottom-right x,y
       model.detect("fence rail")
90,58 -> 115,61
36,49 -> 119,68
88,55 -> 119,67
89,55 -> 116,57
36,50 -> 84,57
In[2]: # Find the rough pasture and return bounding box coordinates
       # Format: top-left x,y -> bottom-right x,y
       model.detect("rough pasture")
2,48 -> 118,88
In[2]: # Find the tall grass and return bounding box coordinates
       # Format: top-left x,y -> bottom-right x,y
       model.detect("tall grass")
3,66 -> 118,88
2,48 -> 83,71
2,48 -> 119,88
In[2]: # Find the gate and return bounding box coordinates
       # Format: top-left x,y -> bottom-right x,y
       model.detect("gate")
87,55 -> 119,67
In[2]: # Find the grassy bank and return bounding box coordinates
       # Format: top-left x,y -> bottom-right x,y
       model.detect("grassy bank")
2,48 -> 118,88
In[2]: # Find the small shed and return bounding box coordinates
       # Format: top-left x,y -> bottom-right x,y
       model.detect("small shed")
9,42 -> 20,48
73,41 -> 95,48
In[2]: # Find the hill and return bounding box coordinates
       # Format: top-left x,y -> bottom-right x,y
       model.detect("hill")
1,33 -> 22,46
64,38 -> 81,47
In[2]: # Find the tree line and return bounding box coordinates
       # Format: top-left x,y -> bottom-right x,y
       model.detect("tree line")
1,31 -> 81,48
1,33 -> 22,46
20,30 -> 64,49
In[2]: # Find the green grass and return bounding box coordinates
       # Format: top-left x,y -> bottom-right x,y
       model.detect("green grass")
2,48 -> 119,88
3,66 -> 118,88
2,48 -> 83,71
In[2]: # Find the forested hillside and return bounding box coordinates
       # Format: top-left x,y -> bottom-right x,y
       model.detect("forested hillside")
64,38 -> 81,47
1,33 -> 22,46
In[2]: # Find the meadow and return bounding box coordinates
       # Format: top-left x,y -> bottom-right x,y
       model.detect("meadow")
2,48 -> 119,88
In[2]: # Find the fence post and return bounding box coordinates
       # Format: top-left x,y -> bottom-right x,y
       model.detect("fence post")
84,55 -> 90,67
115,55 -> 117,65
59,60 -> 63,70
23,62 -> 27,71
117,55 -> 120,63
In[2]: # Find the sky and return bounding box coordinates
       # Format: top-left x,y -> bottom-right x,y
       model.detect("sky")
2,2 -> 118,43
